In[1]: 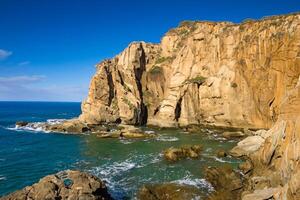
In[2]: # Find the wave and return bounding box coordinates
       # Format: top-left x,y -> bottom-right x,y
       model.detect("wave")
46,119 -> 66,125
156,135 -> 179,142
6,119 -> 66,133
202,154 -> 238,164
171,175 -> 214,192
119,139 -> 133,145
144,130 -> 155,134
0,176 -> 6,181
88,153 -> 161,199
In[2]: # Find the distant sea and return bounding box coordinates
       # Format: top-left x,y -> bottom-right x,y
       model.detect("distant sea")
0,101 -> 240,199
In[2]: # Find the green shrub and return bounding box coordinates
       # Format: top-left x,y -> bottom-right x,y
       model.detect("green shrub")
242,18 -> 255,23
155,57 -> 169,64
111,98 -> 119,110
179,29 -> 189,35
149,66 -> 163,75
123,83 -> 132,93
185,76 -> 206,85
179,20 -> 195,27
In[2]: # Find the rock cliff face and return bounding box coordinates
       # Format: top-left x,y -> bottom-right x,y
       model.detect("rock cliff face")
79,13 -> 300,130
75,13 -> 300,199
240,79 -> 300,199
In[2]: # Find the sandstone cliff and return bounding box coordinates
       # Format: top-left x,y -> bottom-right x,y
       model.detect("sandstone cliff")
79,13 -> 300,130
75,13 -> 300,199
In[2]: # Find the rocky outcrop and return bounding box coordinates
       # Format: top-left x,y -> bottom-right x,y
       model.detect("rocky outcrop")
205,165 -> 244,200
138,183 -> 204,200
96,125 -> 156,139
163,145 -> 202,161
0,170 -> 112,200
76,13 -> 300,130
230,75 -> 300,199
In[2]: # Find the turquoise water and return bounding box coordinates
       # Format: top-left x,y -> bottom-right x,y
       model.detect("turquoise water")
0,102 -> 240,199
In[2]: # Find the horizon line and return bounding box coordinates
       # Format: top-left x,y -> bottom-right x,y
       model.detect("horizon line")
0,100 -> 81,103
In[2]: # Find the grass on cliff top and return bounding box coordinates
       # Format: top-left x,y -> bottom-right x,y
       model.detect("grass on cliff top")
185,76 -> 206,85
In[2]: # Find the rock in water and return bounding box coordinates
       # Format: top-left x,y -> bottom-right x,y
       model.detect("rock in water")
138,183 -> 204,200
0,170 -> 113,200
216,149 -> 227,158
15,121 -> 29,127
163,145 -> 203,161
205,165 -> 243,200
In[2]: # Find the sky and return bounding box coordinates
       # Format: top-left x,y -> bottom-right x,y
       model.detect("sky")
0,0 -> 299,102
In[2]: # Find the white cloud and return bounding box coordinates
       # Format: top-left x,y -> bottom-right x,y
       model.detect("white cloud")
0,49 -> 12,60
18,61 -> 31,66
0,75 -> 87,102
0,75 -> 45,84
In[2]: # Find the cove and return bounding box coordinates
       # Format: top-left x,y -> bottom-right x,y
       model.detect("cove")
0,102 -> 241,199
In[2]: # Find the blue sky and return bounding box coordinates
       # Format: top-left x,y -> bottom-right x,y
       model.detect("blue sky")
0,0 -> 299,102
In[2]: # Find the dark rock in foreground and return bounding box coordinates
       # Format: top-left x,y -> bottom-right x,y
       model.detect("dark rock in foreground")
0,170 -> 113,200
204,165 -> 243,200
138,183 -> 204,200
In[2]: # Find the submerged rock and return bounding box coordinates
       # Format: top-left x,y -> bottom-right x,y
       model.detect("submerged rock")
163,145 -> 202,161
0,170 -> 112,200
137,183 -> 203,200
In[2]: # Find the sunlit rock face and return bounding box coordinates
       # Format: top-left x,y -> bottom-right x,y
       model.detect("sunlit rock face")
79,13 -> 300,130
76,13 -> 300,199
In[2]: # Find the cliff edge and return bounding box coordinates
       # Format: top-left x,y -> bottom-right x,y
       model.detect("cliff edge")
79,13 -> 300,130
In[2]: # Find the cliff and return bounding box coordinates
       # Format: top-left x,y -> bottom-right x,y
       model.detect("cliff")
79,13 -> 300,130
74,13 -> 300,199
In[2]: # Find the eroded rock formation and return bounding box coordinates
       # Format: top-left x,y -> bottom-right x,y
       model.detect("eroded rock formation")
78,13 -> 300,131
0,170 -> 112,200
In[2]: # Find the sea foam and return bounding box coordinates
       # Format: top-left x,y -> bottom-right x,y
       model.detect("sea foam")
7,119 -> 66,133
156,135 -> 179,142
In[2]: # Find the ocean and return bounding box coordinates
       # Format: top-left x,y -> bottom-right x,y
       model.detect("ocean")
0,101 -> 240,199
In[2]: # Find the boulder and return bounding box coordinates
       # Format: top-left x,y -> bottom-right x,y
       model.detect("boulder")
229,136 -> 265,157
242,188 -> 280,200
216,149 -> 227,158
137,183 -> 203,200
205,165 -> 243,200
15,121 -> 29,127
163,145 -> 203,161
96,126 -> 156,139
0,170 -> 112,200
46,120 -> 90,134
